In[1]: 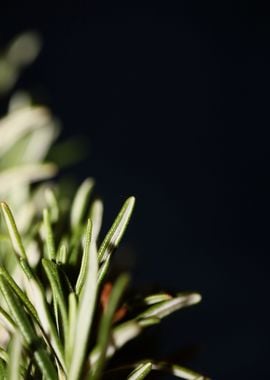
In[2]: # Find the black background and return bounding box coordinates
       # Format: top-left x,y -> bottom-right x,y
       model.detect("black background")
1,2 -> 270,379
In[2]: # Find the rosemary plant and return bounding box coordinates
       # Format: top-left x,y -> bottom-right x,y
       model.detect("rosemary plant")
0,33 -> 209,380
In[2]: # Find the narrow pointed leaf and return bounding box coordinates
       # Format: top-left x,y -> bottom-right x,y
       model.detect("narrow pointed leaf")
137,292 -> 201,320
0,164 -> 57,194
26,277 -> 66,372
151,362 -> 210,380
98,197 -> 135,285
0,266 -> 38,320
127,362 -> 152,380
66,292 -> 77,364
0,348 -> 8,363
69,227 -> 98,380
75,219 -> 92,295
144,293 -> 172,305
57,243 -> 67,264
0,305 -> 16,332
0,277 -> 57,380
70,178 -> 95,231
42,259 -> 68,342
98,197 -> 135,264
0,202 -> 27,259
45,188 -> 59,223
0,106 -> 50,158
90,199 -> 103,246
43,209 -> 56,260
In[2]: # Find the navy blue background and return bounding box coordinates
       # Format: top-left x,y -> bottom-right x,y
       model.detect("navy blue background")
1,2 -> 270,379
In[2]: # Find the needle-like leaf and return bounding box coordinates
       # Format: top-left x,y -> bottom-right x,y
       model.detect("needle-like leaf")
66,292 -> 77,364
43,209 -> 56,260
0,202 -> 27,260
42,259 -> 68,343
98,197 -> 135,285
0,164 -> 57,194
137,292 -> 201,320
70,178 -> 95,232
68,221 -> 98,380
151,362 -> 210,380
0,266 -> 38,321
75,219 -> 92,295
0,106 -> 50,158
0,305 -> 16,332
127,362 -> 152,380
0,276 -> 58,380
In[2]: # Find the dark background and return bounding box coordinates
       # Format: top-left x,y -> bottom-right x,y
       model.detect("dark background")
1,2 -> 270,379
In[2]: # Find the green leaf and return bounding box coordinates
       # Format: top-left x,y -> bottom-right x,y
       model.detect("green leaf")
68,224 -> 84,265
0,305 -> 16,332
70,178 -> 95,231
144,293 -> 172,305
0,202 -> 34,280
0,202 -> 27,259
26,277 -> 66,372
89,274 -> 130,380
0,358 -> 6,379
66,292 -> 77,364
0,266 -> 38,321
7,331 -> 22,380
151,362 -> 210,380
0,348 -> 8,364
0,106 -> 49,158
0,164 -> 57,195
98,197 -> 135,284
137,292 -> 201,320
56,243 -> 67,265
0,276 -> 58,380
43,209 -> 56,260
127,362 -> 152,380
75,219 -> 92,295
68,224 -> 98,380
42,259 -> 68,343
45,188 -> 59,223
106,362 -> 209,380
89,199 -> 103,246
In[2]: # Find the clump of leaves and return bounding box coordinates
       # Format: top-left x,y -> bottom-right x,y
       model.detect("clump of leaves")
0,32 -> 209,380
0,180 -> 208,379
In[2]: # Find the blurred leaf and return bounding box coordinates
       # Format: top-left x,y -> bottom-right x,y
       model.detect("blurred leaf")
126,362 -> 152,380
0,106 -> 51,159
137,292 -> 202,320
7,32 -> 42,68
0,164 -> 57,196
43,209 -> 56,260
70,178 -> 95,232
151,362 -> 209,380
7,331 -> 23,380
